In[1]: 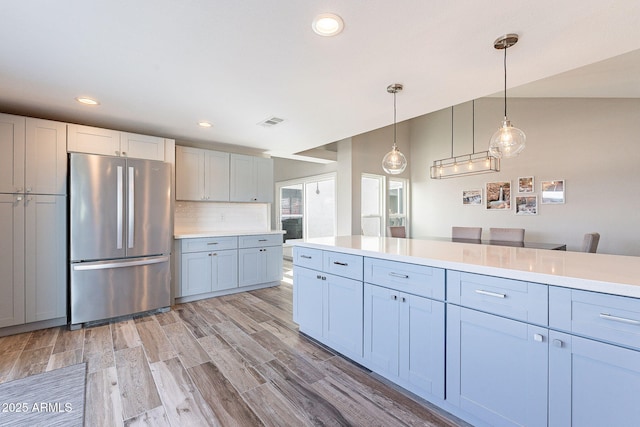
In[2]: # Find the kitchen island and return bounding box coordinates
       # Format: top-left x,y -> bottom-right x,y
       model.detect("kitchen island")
292,236 -> 640,427
173,230 -> 285,303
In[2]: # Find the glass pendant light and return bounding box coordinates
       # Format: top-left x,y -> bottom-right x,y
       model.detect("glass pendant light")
489,34 -> 526,159
382,83 -> 407,174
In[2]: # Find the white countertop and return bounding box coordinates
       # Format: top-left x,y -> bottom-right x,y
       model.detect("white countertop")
174,230 -> 286,239
293,236 -> 640,298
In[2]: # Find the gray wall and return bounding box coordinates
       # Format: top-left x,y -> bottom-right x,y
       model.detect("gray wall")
410,97 -> 640,255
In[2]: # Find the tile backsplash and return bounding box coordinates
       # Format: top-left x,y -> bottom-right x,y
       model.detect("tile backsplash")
175,201 -> 270,233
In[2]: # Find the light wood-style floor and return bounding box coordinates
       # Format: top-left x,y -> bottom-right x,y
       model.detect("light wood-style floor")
0,261 -> 465,426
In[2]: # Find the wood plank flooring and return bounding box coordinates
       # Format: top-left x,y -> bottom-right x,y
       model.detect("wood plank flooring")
0,261 -> 467,426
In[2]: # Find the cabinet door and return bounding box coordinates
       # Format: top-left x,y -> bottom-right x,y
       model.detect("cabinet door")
25,195 -> 66,322
324,274 -> 363,359
446,306 -> 548,427
211,250 -> 238,291
549,331 -> 640,427
121,132 -> 165,161
67,124 -> 121,156
264,245 -> 283,283
180,251 -> 212,296
175,146 -> 205,201
230,153 -> 256,202
400,294 -> 445,399
25,118 -> 67,195
204,150 -> 230,201
364,284 -> 400,375
0,113 -> 25,194
0,194 -> 25,327
254,157 -> 274,202
293,266 -> 324,339
238,247 -> 261,286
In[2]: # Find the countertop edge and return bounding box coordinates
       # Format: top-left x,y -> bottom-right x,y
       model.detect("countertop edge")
175,230 -> 286,239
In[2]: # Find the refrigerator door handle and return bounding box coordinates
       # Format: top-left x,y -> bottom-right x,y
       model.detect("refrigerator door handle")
116,166 -> 123,249
72,256 -> 169,271
128,166 -> 134,249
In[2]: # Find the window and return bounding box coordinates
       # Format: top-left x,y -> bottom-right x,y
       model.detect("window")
361,174 -> 385,236
277,174 -> 336,243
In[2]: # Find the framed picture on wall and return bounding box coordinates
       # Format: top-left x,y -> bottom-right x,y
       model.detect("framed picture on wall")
486,181 -> 511,210
462,189 -> 482,205
515,196 -> 538,215
518,176 -> 534,193
541,180 -> 565,204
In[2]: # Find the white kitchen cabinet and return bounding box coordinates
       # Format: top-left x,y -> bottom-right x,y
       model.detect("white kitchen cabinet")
238,234 -> 283,286
181,249 -> 238,297
175,146 -> 229,201
25,195 -> 67,322
1,115 -> 66,195
324,273 -> 363,358
364,284 -> 445,399
292,265 -> 324,337
230,153 -> 273,202
0,194 -> 25,328
0,194 -> 66,328
68,124 -> 166,161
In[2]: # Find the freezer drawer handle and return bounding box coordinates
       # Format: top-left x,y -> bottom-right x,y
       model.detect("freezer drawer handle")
73,256 -> 169,271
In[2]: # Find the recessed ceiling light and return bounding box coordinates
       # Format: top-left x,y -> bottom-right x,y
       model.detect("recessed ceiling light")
312,13 -> 344,37
198,121 -> 212,128
75,96 -> 99,105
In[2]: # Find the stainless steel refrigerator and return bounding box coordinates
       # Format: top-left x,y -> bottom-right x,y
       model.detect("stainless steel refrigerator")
69,153 -> 171,328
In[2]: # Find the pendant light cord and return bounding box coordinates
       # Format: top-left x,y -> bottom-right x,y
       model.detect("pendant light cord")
393,90 -> 397,148
472,99 -> 475,153
450,106 -> 454,158
503,46 -> 508,119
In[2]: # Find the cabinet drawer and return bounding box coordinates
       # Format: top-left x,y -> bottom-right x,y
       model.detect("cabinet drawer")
550,287 -> 640,350
181,236 -> 237,253
448,271 -> 548,325
238,234 -> 282,248
323,251 -> 363,281
293,246 -> 323,271
364,258 -> 445,300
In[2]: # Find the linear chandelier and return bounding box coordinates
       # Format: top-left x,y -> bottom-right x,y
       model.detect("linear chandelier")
430,100 -> 500,179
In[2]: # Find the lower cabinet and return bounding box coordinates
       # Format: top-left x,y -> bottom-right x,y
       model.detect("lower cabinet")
238,246 -> 283,286
446,305 -> 548,427
549,331 -> 640,427
181,249 -> 238,296
292,266 -> 324,337
364,283 -> 444,398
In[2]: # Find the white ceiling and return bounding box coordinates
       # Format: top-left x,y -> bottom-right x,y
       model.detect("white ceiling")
1,1 -> 639,160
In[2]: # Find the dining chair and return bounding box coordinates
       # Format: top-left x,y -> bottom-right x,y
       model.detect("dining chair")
452,226 -> 482,240
489,227 -> 525,242
581,232 -> 600,253
388,226 -> 406,238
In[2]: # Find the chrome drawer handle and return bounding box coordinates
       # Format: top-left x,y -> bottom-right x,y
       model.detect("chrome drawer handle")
475,289 -> 506,299
300,255 -> 312,259
333,261 -> 348,266
599,313 -> 640,326
258,239 -> 268,242
389,272 -> 409,279
207,242 -> 219,245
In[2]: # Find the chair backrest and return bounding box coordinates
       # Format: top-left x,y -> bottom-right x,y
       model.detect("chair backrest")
388,226 -> 406,238
490,227 -> 525,242
452,226 -> 482,240
581,232 -> 600,253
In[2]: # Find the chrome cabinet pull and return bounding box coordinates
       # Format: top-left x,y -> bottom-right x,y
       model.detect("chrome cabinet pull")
475,289 -> 506,299
389,272 -> 409,279
258,239 -> 268,242
300,255 -> 312,259
392,295 -> 398,300
207,242 -> 219,245
333,261 -> 348,266
599,313 -> 640,325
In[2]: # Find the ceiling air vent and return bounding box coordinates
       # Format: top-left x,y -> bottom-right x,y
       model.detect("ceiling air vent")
258,116 -> 284,127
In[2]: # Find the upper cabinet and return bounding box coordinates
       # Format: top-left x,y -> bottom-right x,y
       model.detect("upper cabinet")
68,124 -> 166,161
0,114 -> 67,195
230,153 -> 274,203
176,148 -> 273,203
175,146 -> 230,201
